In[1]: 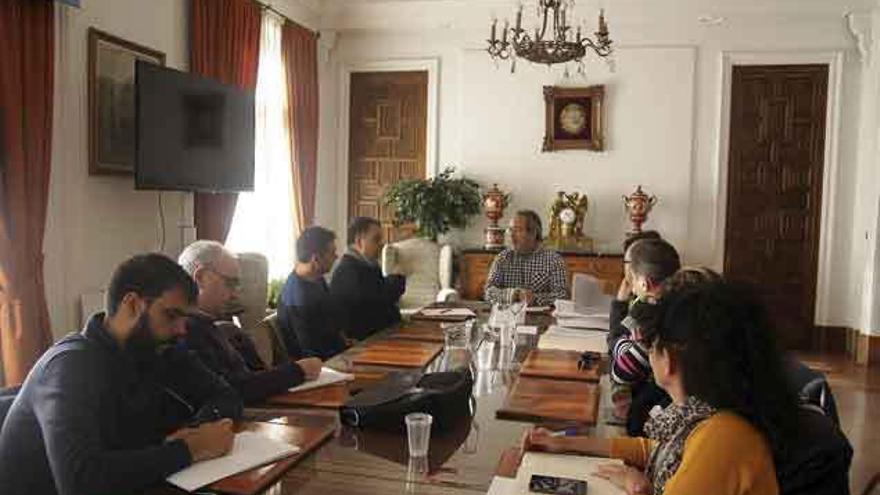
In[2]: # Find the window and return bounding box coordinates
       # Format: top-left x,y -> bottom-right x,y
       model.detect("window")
226,12 -> 297,280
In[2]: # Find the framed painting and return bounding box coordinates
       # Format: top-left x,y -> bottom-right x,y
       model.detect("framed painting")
88,28 -> 165,176
542,85 -> 605,152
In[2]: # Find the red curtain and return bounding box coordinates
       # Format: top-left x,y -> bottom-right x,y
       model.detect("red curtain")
0,0 -> 54,385
190,0 -> 261,242
282,21 -> 319,229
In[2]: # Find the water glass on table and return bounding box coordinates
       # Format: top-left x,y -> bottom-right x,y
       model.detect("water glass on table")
405,412 -> 433,457
442,320 -> 473,350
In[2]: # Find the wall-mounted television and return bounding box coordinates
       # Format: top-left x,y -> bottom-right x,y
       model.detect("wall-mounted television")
135,61 -> 255,193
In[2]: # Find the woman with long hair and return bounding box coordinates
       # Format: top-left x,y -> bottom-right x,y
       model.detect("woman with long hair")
523,278 -> 798,495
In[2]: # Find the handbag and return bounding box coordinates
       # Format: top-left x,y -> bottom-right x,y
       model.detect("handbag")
340,369 -> 473,433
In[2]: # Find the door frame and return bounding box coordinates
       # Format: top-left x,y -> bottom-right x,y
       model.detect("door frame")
336,58 -> 440,234
713,51 -> 844,326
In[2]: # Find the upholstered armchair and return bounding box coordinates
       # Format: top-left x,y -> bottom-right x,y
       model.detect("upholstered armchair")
381,238 -> 458,312
229,252 -> 273,365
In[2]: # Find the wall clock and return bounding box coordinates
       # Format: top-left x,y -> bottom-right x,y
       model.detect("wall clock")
542,85 -> 605,152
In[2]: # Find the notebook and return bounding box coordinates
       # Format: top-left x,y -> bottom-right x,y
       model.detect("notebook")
287,367 -> 354,394
166,431 -> 300,492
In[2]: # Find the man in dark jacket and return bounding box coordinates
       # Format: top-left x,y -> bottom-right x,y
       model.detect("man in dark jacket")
608,235 -> 679,436
0,254 -> 242,495
178,241 -> 322,405
278,226 -> 349,359
330,217 -> 406,340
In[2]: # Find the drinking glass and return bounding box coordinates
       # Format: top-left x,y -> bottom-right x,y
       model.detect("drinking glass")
405,412 -> 433,457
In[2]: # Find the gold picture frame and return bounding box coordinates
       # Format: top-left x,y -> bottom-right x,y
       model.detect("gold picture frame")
542,85 -> 605,152
88,28 -> 165,176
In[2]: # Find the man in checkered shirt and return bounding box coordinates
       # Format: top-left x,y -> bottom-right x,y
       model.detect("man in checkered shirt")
484,210 -> 568,306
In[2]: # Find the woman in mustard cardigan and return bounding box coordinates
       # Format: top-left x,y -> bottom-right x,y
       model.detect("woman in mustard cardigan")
524,279 -> 799,495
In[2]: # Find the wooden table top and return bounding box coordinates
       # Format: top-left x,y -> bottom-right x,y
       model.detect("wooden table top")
235,313 -> 622,494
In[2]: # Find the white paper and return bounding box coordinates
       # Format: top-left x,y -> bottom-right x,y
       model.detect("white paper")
166,431 -> 300,492
420,308 -> 477,318
525,306 -> 551,313
538,326 -> 608,353
513,452 -> 625,495
287,367 -> 354,394
516,325 -> 539,335
487,475 -> 518,495
571,274 -> 614,310
555,316 -> 610,331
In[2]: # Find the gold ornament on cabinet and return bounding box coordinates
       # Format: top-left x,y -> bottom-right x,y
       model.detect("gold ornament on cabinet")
547,191 -> 592,251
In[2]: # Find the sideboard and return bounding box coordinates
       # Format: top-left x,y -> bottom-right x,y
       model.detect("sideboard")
458,248 -> 624,301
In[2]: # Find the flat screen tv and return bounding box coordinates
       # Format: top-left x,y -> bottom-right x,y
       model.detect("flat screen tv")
135,61 -> 255,192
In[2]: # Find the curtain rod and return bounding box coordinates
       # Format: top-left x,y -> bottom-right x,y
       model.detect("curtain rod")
252,0 -> 321,38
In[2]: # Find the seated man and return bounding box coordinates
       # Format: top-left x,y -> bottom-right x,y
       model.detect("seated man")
278,226 -> 348,360
178,241 -> 323,406
0,254 -> 242,495
608,236 -> 680,436
330,217 -> 406,340
484,209 -> 568,306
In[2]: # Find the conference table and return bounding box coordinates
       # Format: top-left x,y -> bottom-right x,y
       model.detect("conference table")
156,308 -> 623,495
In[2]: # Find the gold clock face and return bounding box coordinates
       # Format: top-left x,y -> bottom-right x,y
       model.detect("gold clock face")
559,103 -> 587,135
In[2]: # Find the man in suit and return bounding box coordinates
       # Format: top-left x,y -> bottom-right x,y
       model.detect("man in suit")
178,241 -> 322,406
330,217 -> 406,340
0,254 -> 242,495
278,226 -> 348,360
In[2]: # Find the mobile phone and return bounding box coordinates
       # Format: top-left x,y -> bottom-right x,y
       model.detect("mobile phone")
529,474 -> 588,495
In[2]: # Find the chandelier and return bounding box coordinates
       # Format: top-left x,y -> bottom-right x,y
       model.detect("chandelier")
487,0 -> 613,73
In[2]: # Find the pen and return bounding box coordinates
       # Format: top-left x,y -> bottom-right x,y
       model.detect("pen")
548,427 -> 578,437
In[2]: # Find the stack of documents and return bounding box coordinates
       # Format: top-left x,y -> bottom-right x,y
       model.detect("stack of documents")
288,367 -> 354,393
167,431 -> 300,492
538,326 -> 608,354
553,299 -> 611,331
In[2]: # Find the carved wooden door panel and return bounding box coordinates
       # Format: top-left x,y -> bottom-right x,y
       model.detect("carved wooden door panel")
348,71 -> 427,242
724,64 -> 828,350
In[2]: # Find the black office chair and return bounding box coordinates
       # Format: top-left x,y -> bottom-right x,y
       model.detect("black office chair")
786,358 -> 840,426
776,407 -> 853,495
0,385 -> 21,428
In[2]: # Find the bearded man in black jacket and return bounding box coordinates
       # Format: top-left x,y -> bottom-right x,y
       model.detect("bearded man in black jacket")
0,254 -> 242,495
330,217 -> 406,340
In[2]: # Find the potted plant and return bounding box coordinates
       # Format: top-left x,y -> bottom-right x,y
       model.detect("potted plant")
383,167 -> 482,241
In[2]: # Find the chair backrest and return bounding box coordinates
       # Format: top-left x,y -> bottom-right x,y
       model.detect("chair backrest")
571,273 -> 611,308
258,313 -> 290,367
382,238 -> 453,309
777,407 -> 852,495
229,252 -> 272,363
235,252 -> 269,330
862,473 -> 880,495
786,359 -> 840,426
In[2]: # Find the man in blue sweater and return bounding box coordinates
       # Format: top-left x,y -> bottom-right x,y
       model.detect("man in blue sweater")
0,254 -> 242,495
330,217 -> 405,340
278,226 -> 349,360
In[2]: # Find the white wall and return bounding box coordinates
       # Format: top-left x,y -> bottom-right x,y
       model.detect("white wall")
317,0 -> 869,329
46,0 -> 190,339
45,0 -> 320,338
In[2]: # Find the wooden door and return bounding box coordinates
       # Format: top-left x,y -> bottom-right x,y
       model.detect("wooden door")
724,64 -> 828,350
348,71 -> 427,242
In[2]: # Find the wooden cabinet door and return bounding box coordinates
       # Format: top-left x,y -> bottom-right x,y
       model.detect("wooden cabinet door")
724,65 -> 828,350
348,71 -> 427,242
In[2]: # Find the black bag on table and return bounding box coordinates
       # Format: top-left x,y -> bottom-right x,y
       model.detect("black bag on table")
340,369 -> 473,433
